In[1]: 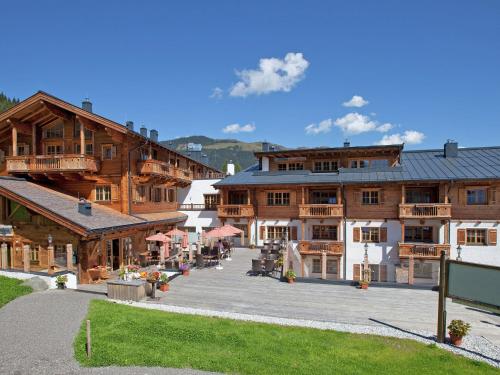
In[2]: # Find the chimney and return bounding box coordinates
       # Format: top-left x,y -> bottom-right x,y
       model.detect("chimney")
343,140 -> 350,148
262,142 -> 270,152
78,198 -> 92,216
150,129 -> 158,142
226,160 -> 235,175
140,126 -> 148,137
444,140 -> 458,158
82,98 -> 92,113
125,121 -> 134,131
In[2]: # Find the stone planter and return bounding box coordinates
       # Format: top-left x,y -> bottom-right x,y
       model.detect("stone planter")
159,283 -> 169,292
287,277 -> 294,284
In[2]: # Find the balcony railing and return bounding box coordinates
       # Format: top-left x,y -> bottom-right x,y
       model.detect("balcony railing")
217,204 -> 254,218
399,203 -> 451,218
299,240 -> 343,255
6,155 -> 99,173
178,203 -> 217,211
137,159 -> 171,176
298,204 -> 343,218
398,242 -> 450,259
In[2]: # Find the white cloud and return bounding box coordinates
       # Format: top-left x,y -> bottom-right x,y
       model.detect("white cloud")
210,87 -> 223,99
229,53 -> 309,97
343,95 -> 369,108
222,123 -> 256,134
305,119 -> 333,135
376,130 -> 425,145
333,113 -> 393,135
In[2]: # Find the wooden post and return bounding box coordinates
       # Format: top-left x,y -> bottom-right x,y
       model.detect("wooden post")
9,242 -> 14,269
247,220 -> 252,246
0,243 -> 7,269
12,126 -> 18,156
337,187 -> 342,204
408,255 -> 414,285
301,187 -> 305,204
119,238 -> 124,268
444,183 -> 449,204
23,245 -> 30,273
240,230 -> 244,246
401,184 -> 405,204
321,251 -> 327,280
86,319 -> 92,357
66,244 -> 73,271
301,220 -> 305,241
300,255 -> 305,277
247,189 -> 251,205
437,250 -> 447,343
47,246 -> 54,275
32,124 -> 37,156
282,244 -> 288,276
80,121 -> 85,155
401,221 -> 405,243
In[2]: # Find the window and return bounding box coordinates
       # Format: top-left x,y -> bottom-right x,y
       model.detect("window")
288,163 -> 304,170
370,159 -> 389,168
350,160 -> 369,168
73,122 -> 93,140
44,123 -> 63,139
17,143 -> 29,156
326,259 -> 337,274
95,185 -> 111,201
405,189 -> 433,204
228,191 -> 248,205
312,259 -> 321,273
30,246 -> 39,263
101,144 -> 115,160
152,188 -> 162,202
46,145 -> 62,155
312,225 -> 338,240
466,229 -> 487,245
168,189 -> 175,203
74,143 -> 94,155
278,163 -> 287,171
266,226 -> 289,240
311,191 -> 337,204
314,160 -> 338,172
135,185 -> 146,202
361,227 -> 380,242
404,226 -> 433,243
362,190 -> 379,205
267,192 -> 290,206
467,188 -> 487,205
204,194 -> 220,209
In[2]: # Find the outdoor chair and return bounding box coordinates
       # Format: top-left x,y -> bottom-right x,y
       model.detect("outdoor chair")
267,254 -> 278,261
271,244 -> 280,251
196,253 -> 205,268
263,259 -> 275,277
270,249 -> 280,255
263,239 -> 271,245
252,259 -> 263,275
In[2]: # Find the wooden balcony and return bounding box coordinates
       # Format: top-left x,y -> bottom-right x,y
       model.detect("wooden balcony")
178,203 -> 217,211
398,242 -> 450,259
6,155 -> 99,174
137,160 -> 193,183
299,240 -> 343,255
298,204 -> 343,218
217,204 -> 254,218
399,203 -> 451,219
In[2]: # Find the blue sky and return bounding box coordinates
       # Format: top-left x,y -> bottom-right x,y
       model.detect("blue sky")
1,1 -> 499,149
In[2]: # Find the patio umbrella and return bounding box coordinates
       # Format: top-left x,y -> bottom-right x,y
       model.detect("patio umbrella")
205,227 -> 234,238
146,233 -> 171,260
221,224 -> 244,235
181,231 -> 189,249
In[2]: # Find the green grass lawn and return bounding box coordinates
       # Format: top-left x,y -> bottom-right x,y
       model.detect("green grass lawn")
0,275 -> 32,308
75,300 -> 497,375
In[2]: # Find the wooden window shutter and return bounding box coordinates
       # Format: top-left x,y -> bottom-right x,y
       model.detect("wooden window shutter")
379,189 -> 385,205
379,264 -> 387,282
380,227 -> 387,243
457,229 -> 466,245
353,264 -> 361,281
488,229 -> 497,246
458,188 -> 466,205
111,184 -> 120,201
488,188 -> 497,205
259,226 -> 265,241
290,227 -> 297,241
353,227 -> 360,242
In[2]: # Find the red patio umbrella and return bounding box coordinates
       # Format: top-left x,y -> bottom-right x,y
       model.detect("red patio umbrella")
221,224 -> 244,235
146,233 -> 171,259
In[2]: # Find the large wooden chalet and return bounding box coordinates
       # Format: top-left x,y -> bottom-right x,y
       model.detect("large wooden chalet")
0,91 -> 223,283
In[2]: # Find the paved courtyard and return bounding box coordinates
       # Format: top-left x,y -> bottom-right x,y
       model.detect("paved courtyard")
160,247 -> 500,346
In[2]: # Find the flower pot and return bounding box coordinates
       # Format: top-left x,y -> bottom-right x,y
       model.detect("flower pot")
159,283 -> 169,292
449,333 -> 463,346
57,282 -> 66,289
182,270 -> 190,276
287,277 -> 294,284
360,284 -> 368,290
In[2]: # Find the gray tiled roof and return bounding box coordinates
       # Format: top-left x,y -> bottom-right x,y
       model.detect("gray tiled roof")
214,146 -> 500,186
0,177 -> 184,233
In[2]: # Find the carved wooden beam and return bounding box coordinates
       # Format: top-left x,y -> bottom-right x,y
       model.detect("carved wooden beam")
6,119 -> 32,135
76,115 -> 99,132
32,113 -> 56,126
40,100 -> 72,121
20,106 -> 47,123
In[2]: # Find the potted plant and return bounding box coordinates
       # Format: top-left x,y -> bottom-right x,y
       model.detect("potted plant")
179,262 -> 190,276
118,267 -> 126,280
159,273 -> 170,292
285,269 -> 296,284
359,280 -> 369,290
55,275 -> 68,289
448,319 -> 471,346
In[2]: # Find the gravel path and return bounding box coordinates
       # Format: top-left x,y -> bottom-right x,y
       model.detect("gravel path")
0,289 -> 217,375
112,299 -> 500,368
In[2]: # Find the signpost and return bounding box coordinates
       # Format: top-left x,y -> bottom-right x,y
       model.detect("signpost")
437,251 -> 500,343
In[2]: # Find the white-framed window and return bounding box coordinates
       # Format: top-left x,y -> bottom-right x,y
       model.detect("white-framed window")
74,143 -> 94,155
466,188 -> 487,205
466,229 -> 487,245
361,227 -> 380,243
362,190 -> 379,205
314,160 -> 338,172
266,226 -> 289,240
101,144 -> 116,160
95,185 -> 111,201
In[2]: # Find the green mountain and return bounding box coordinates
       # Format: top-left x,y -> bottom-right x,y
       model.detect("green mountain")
0,92 -> 20,113
160,136 -> 283,171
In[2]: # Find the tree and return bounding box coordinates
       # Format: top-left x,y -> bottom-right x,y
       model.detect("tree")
0,92 -> 20,113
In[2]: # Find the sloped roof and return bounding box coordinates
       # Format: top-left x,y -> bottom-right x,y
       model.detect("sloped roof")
0,177 -> 185,236
214,146 -> 500,187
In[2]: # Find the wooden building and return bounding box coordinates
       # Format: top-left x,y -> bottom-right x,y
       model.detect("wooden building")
215,142 -> 500,285
0,91 -> 223,283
